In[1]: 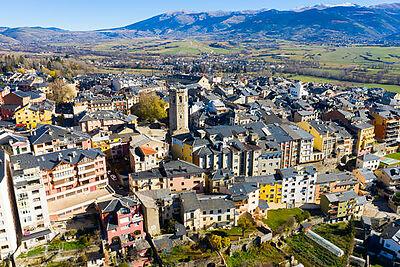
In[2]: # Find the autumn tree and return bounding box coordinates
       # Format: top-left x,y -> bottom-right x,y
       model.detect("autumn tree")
131,93 -> 167,122
208,235 -> 230,251
238,217 -> 253,237
48,79 -> 76,103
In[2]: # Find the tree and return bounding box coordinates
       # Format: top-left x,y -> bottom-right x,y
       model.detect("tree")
131,93 -> 167,122
48,79 -> 76,103
161,219 -> 175,234
209,235 -> 223,251
345,219 -> 355,236
238,217 -> 253,237
221,236 -> 230,249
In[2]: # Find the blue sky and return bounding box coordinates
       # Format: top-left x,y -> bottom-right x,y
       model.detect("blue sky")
1,0 -> 399,31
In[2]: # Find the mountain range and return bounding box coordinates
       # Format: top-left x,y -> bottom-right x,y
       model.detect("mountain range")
3,3 -> 400,45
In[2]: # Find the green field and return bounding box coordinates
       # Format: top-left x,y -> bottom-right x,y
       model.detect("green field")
290,75 -> 400,93
263,208 -> 306,231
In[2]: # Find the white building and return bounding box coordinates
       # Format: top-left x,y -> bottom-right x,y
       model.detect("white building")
290,82 -> 308,99
11,153 -> 53,252
0,151 -> 19,260
279,165 -> 317,205
180,192 -> 235,232
356,153 -> 381,171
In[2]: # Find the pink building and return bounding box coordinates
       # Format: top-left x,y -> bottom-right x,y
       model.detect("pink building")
96,197 -> 148,254
162,160 -> 205,193
36,148 -> 109,221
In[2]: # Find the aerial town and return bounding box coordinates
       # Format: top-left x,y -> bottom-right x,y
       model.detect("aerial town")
0,67 -> 398,267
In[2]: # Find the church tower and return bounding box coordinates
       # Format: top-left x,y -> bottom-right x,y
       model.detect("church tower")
169,88 -> 189,135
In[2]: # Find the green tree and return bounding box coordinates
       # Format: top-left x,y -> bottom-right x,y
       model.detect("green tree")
131,93 -> 167,122
345,219 -> 355,236
238,217 -> 253,237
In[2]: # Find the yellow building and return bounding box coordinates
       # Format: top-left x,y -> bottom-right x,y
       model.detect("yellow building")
15,103 -> 52,129
353,123 -> 375,156
372,111 -> 400,152
249,175 -> 282,203
297,120 -> 336,158
171,133 -> 205,162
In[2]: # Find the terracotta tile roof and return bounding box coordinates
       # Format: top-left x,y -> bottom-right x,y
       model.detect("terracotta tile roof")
139,146 -> 157,156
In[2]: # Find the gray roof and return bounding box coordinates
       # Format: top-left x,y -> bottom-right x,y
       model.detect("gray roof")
317,171 -> 357,184
180,191 -> 200,212
97,196 -> 138,214
360,153 -> 381,162
279,166 -> 317,179
199,197 -> 235,212
29,124 -> 90,145
229,182 -> 259,201
35,148 -> 104,170
162,160 -> 205,177
77,110 -> 137,123
245,174 -> 281,185
11,153 -> 39,170
258,199 -> 269,210
323,190 -> 358,203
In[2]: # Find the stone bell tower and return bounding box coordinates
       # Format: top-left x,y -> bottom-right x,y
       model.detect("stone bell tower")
169,88 -> 189,135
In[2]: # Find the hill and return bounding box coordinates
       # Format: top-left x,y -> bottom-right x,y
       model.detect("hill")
3,3 -> 400,44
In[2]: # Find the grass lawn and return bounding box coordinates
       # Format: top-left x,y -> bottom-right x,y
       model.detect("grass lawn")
17,246 -> 45,258
263,208 -> 305,231
160,245 -> 214,264
48,239 -> 87,251
227,242 -> 285,267
385,153 -> 400,161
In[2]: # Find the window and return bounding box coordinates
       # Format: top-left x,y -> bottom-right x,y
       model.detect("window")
227,215 -> 230,220
190,212 -> 194,219
218,216 -> 221,221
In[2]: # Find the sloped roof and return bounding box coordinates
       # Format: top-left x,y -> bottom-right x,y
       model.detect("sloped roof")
97,196 -> 138,214
35,148 -> 104,170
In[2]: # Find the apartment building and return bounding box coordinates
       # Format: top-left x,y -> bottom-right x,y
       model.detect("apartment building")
372,110 -> 400,149
279,166 -> 317,205
320,191 -> 359,223
315,171 -> 360,203
11,153 -> 52,251
0,150 -> 19,260
15,102 -> 53,129
352,122 -> 375,156
179,192 -> 235,232
37,148 -> 109,221
29,124 -> 91,156
129,160 -> 206,193
77,110 -> 137,133
96,197 -> 148,254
